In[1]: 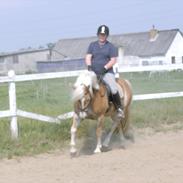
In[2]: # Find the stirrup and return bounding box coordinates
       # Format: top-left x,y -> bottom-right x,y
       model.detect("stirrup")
117,108 -> 125,118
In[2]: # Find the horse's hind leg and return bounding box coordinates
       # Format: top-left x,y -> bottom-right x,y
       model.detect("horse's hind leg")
119,122 -> 127,149
102,120 -> 119,148
70,113 -> 81,156
121,107 -> 135,143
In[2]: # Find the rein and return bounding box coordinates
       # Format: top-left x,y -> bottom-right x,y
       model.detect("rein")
78,101 -> 89,112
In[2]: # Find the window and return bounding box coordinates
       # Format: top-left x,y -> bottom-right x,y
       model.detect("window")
171,56 -> 175,64
13,55 -> 19,64
142,60 -> 149,66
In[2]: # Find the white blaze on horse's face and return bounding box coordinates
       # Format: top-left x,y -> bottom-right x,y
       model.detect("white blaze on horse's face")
79,85 -> 91,111
77,85 -> 91,119
80,98 -> 86,110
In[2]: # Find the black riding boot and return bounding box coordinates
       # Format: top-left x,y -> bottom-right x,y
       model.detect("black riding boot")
112,92 -> 125,118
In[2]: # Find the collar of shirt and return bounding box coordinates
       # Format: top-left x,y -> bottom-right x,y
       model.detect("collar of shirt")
98,40 -> 108,48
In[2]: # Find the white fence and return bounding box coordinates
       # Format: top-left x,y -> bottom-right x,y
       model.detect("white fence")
0,64 -> 183,139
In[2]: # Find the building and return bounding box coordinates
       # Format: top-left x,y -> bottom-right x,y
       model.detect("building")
118,27 -> 183,67
0,48 -> 49,75
1,27 -> 183,74
39,27 -> 183,72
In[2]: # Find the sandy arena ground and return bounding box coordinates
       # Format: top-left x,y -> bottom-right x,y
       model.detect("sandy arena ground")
0,129 -> 183,183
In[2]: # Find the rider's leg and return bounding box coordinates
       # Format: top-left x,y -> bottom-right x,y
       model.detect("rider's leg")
112,92 -> 124,118
103,73 -> 124,118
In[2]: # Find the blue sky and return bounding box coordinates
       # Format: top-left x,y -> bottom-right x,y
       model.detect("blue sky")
0,0 -> 183,52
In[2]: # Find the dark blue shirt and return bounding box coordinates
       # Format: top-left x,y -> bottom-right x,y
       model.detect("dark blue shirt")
87,41 -> 118,75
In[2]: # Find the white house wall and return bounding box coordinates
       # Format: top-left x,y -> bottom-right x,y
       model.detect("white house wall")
3,56 -> 14,74
117,45 -> 166,67
123,56 -> 140,66
165,32 -> 183,64
16,51 -> 49,73
140,56 -> 166,66
118,31 -> 183,67
3,50 -> 49,74
117,47 -> 141,67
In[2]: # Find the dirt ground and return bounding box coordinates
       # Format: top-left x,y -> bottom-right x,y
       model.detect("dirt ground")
0,129 -> 183,183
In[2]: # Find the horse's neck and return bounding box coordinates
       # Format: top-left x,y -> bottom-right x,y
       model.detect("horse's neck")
90,83 -> 108,114
99,83 -> 107,96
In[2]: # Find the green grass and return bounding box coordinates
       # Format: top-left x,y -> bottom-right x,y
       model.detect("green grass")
0,70 -> 183,158
0,118 -> 72,158
131,98 -> 183,129
122,70 -> 183,94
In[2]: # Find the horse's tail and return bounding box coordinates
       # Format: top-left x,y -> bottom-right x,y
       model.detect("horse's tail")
124,79 -> 133,105
118,79 -> 134,140
117,78 -> 133,107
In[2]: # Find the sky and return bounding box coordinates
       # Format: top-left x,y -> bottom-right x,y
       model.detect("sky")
0,0 -> 183,52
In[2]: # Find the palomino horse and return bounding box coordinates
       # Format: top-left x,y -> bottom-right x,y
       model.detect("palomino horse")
70,71 -> 133,156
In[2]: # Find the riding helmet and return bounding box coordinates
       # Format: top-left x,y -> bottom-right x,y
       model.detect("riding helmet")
97,25 -> 109,36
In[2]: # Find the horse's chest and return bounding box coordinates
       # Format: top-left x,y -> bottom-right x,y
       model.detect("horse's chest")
85,106 -> 98,119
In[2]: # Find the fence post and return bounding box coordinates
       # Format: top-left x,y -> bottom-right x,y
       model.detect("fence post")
8,70 -> 18,139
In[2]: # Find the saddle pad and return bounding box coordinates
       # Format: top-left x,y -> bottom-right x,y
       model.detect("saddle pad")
117,83 -> 124,98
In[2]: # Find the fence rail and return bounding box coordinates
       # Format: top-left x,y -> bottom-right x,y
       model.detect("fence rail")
133,91 -> 183,100
0,64 -> 183,139
1,64 -> 183,84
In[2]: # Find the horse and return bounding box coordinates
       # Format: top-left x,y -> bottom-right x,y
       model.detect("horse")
70,70 -> 133,156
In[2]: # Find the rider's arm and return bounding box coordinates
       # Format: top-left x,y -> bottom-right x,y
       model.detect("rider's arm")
85,54 -> 92,66
104,57 -> 117,70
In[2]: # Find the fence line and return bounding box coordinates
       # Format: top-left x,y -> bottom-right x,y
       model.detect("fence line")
0,110 -> 11,118
0,65 -> 183,139
133,91 -> 183,101
1,64 -> 183,84
17,110 -> 60,124
118,64 -> 183,73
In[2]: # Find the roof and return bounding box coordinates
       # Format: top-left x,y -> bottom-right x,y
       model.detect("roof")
0,47 -> 49,57
53,29 -> 180,59
113,29 -> 179,57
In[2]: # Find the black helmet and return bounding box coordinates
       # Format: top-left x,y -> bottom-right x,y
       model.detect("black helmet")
97,25 -> 109,36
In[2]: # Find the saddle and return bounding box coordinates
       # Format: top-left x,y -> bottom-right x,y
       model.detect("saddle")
99,79 -> 124,102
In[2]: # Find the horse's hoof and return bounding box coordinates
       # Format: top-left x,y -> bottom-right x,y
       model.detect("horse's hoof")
94,148 -> 101,154
120,144 -> 126,150
101,146 -> 112,152
130,137 -> 135,143
70,151 -> 77,158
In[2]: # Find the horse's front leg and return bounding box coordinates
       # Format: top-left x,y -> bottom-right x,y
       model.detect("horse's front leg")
94,115 -> 104,153
70,113 -> 81,156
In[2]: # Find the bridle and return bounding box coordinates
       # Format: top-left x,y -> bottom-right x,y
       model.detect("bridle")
78,84 -> 92,112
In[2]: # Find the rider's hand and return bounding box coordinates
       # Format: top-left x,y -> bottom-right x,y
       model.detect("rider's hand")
101,67 -> 108,75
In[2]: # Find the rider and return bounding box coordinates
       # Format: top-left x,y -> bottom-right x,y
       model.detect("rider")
85,25 -> 124,118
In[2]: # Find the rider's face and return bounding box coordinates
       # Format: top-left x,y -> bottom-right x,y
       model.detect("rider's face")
98,33 -> 107,43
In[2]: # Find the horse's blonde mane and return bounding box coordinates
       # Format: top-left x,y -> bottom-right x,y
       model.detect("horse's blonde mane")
72,71 -> 99,102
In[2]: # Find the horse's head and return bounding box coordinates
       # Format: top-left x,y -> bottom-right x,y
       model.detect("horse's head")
72,83 -> 92,119
72,71 -> 100,118
72,70 -> 99,100
78,84 -> 92,111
